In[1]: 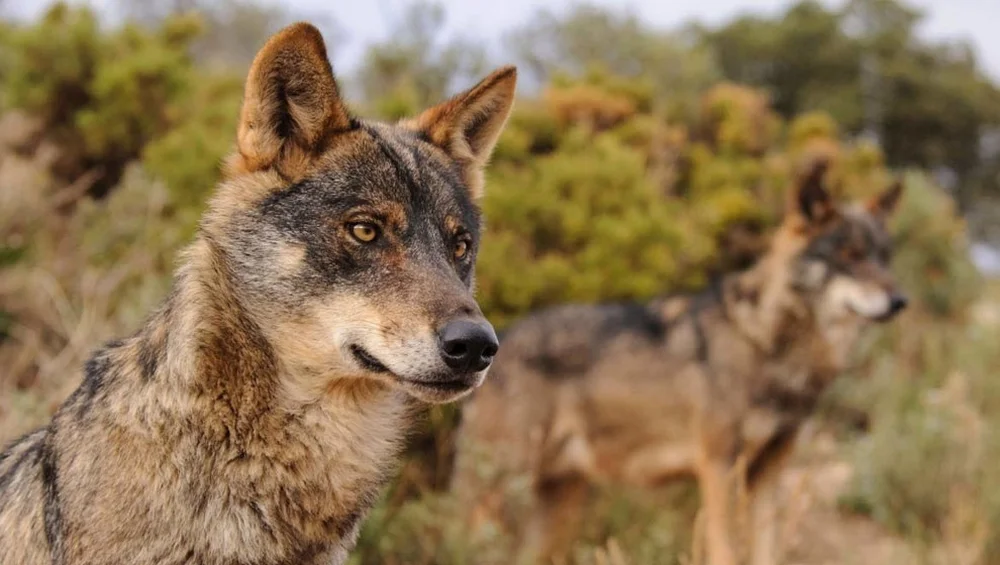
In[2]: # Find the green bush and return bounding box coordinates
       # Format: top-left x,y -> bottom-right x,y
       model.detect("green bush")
889,172 -> 983,318
840,314 -> 999,559
478,126 -> 714,327
143,73 -> 243,213
0,4 -> 202,195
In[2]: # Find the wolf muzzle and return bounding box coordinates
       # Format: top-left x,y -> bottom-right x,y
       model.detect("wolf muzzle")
875,292 -> 909,322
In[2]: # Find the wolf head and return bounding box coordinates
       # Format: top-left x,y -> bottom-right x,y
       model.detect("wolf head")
202,23 -> 515,403
783,161 -> 908,324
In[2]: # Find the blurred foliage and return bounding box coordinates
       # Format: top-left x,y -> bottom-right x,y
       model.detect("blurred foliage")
0,4 -> 203,196
701,0 -> 1000,207
503,3 -> 718,119
349,481 -> 700,565
356,1 -> 488,119
889,173 -> 983,316
115,0 -> 344,69
142,73 -> 242,214
834,302 -> 1000,562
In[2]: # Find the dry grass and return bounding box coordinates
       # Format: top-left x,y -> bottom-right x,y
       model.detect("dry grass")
0,130 -> 184,440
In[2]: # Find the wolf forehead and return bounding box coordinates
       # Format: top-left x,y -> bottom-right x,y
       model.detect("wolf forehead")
803,204 -> 893,263
255,122 -> 483,234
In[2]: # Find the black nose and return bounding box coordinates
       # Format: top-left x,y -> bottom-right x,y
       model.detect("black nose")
438,319 -> 499,373
889,293 -> 908,314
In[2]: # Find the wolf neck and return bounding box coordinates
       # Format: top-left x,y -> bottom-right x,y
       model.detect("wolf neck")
138,237 -> 406,449
99,237 -> 408,558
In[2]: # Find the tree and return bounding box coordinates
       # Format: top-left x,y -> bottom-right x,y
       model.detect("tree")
116,0 -> 343,69
355,1 -> 488,119
702,2 -> 862,126
505,4 -> 718,119
0,4 -> 201,196
702,0 -> 1000,204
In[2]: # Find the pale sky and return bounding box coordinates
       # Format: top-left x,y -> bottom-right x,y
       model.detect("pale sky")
9,0 -> 1000,82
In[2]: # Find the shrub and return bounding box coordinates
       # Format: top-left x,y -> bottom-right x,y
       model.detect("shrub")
0,4 -> 202,195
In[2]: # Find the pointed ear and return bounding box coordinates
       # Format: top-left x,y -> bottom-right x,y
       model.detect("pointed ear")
237,23 -> 353,177
789,159 -> 836,225
408,66 -> 517,197
867,178 -> 904,218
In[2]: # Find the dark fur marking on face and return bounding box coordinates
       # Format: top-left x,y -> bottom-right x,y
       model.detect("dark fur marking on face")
39,431 -> 65,563
349,345 -> 391,374
403,131 -> 467,198
800,211 -> 894,280
364,126 -> 481,280
251,126 -> 481,300
362,125 -> 425,199
363,124 -> 477,219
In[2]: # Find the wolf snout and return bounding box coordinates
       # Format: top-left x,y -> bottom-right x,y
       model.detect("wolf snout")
888,293 -> 908,315
438,318 -> 499,372
873,291 -> 908,323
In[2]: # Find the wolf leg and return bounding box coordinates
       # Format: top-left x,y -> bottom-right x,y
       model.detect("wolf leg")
518,476 -> 591,565
696,456 -> 739,565
748,440 -> 796,565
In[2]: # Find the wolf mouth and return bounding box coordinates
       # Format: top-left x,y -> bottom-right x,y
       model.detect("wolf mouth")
350,345 -> 477,394
871,310 -> 899,323
847,304 -> 897,323
405,378 -> 472,393
350,344 -> 391,374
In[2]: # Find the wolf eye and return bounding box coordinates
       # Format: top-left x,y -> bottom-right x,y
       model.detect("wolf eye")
454,239 -> 469,260
349,222 -> 379,243
842,247 -> 866,262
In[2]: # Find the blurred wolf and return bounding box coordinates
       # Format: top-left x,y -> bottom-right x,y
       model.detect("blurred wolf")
0,23 -> 516,565
453,162 -> 907,565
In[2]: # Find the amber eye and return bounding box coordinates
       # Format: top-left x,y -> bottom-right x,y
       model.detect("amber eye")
847,247 -> 866,261
454,239 -> 470,260
349,223 -> 379,243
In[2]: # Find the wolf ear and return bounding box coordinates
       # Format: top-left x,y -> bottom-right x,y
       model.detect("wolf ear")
791,159 -> 835,225
237,23 -> 353,176
407,66 -> 517,198
867,179 -> 904,218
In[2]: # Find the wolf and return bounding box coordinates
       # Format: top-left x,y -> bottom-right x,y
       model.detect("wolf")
0,23 -> 516,565
452,162 -> 907,565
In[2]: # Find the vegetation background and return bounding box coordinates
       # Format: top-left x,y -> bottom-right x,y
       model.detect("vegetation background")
1,1 -> 999,563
